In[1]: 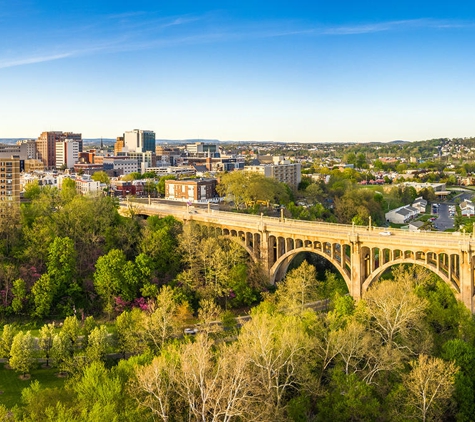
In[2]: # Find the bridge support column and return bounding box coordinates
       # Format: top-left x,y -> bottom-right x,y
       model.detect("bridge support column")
350,236 -> 363,300
460,247 -> 473,312
260,231 -> 272,277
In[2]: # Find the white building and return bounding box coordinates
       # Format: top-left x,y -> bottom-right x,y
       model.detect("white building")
385,205 -> 419,224
412,197 -> 428,213
56,139 -> 79,169
75,174 -> 102,195
460,200 -> 475,217
124,129 -> 155,153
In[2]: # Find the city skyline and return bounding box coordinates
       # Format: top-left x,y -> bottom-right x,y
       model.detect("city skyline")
2,1 -> 475,143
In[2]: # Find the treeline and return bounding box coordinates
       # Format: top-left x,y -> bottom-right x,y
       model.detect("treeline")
2,264 -> 475,421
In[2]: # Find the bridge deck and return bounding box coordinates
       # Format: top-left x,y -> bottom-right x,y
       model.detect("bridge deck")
121,201 -> 472,252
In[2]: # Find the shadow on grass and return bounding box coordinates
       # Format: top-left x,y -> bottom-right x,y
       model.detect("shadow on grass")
0,363 -> 66,409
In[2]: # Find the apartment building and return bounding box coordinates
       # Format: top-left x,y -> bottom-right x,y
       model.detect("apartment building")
0,157 -> 20,205
244,158 -> 301,188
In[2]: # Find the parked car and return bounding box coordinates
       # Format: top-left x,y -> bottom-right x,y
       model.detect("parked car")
379,231 -> 392,236
184,328 -> 198,335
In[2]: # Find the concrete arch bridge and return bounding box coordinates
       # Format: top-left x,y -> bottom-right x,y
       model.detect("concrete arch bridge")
120,201 -> 475,312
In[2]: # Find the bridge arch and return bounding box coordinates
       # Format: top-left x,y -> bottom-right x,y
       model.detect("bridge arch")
361,260 -> 461,300
222,235 -> 259,264
269,247 -> 352,291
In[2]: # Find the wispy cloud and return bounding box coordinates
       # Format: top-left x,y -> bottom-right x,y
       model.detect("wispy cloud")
0,52 -> 74,69
0,15 -> 472,70
322,18 -> 473,35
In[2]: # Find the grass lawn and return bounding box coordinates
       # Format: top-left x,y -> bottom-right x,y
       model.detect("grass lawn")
0,363 -> 66,409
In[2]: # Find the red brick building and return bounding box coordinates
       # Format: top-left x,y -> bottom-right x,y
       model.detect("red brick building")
165,178 -> 218,203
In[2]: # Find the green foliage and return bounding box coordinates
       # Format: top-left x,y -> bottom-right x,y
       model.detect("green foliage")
91,171 -> 110,184
9,331 -> 36,375
217,171 -> 290,208
317,372 -> 381,421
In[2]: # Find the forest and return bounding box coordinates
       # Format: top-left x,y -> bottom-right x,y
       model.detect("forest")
0,182 -> 475,420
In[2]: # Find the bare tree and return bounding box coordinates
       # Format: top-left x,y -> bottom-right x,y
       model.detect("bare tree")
404,354 -> 458,422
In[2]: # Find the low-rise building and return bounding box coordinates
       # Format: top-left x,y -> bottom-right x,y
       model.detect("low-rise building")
385,205 -> 419,224
460,199 -> 475,217
165,178 -> 218,203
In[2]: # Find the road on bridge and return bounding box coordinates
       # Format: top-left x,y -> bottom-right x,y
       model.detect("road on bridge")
121,200 -> 474,250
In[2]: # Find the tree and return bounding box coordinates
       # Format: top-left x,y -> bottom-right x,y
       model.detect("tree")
86,325 -> 111,363
51,333 -> 74,375
181,336 -> 252,422
404,354 -> 458,422
93,249 -> 138,317
134,347 -> 180,422
61,316 -> 81,356
31,237 -> 78,318
115,308 -> 144,358
217,171 -> 289,209
9,331 -> 36,376
91,171 -> 110,185
363,275 -> 430,355
141,286 -> 179,351
274,260 -> 319,313
11,278 -> 27,315
0,324 -> 16,359
38,323 -> 56,367
237,310 -> 314,419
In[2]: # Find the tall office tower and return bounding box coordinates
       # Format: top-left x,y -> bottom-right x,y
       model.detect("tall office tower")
0,157 -> 20,206
56,139 -> 80,169
124,129 -> 155,153
114,136 -> 125,155
36,131 -> 82,169
36,131 -> 62,169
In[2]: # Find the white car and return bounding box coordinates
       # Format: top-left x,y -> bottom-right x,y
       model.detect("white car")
379,231 -> 392,236
184,328 -> 198,335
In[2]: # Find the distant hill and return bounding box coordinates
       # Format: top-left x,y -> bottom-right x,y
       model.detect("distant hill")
388,140 -> 410,144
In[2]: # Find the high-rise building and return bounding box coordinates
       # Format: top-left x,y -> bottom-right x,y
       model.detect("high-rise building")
0,157 -> 20,205
36,131 -> 82,169
124,129 -> 155,153
56,139 -> 80,169
114,137 -> 125,155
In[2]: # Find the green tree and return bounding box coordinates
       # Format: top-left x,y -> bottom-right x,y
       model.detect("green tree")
93,249 -> 139,317
86,325 -> 111,363
9,331 -> 36,376
38,323 -> 56,367
91,171 -> 110,185
274,260 -> 319,314
0,324 -> 16,359
11,278 -> 27,314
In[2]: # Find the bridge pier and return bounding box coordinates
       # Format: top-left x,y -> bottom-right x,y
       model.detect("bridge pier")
460,246 -> 474,312
350,236 -> 363,300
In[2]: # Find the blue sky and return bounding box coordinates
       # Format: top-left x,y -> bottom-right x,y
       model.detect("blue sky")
2,1 -> 475,142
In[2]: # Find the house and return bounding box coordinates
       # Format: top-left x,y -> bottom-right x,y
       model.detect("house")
412,197 -> 427,213
385,205 -> 419,224
408,220 -> 425,232
460,200 -> 475,217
